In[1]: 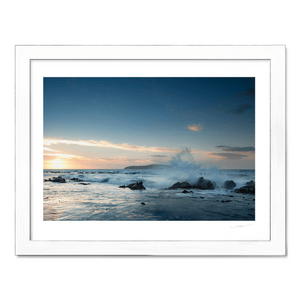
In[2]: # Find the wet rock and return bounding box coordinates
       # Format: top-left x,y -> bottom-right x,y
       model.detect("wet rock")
119,181 -> 146,190
79,182 -> 90,185
182,190 -> 193,194
70,177 -> 84,182
44,176 -> 66,183
168,182 -> 192,190
167,177 -> 216,190
127,181 -> 146,190
194,177 -> 216,190
125,172 -> 140,175
221,200 -> 232,203
235,184 -> 255,194
246,180 -> 255,187
222,180 -> 236,190
141,202 -> 145,205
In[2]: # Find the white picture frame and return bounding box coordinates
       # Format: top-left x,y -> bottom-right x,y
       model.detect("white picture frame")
15,45 -> 286,255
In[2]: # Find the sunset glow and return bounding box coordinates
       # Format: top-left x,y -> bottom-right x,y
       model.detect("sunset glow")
48,159 -> 65,169
44,77 -> 255,169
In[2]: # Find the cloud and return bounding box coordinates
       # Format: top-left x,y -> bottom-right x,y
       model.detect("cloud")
43,147 -> 60,152
187,123 -> 204,132
43,153 -> 82,159
43,138 -> 204,154
232,103 -> 252,114
215,146 -> 255,152
206,152 -> 248,160
148,155 -> 169,157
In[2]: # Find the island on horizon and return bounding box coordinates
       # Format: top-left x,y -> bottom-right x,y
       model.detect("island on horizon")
124,164 -> 166,170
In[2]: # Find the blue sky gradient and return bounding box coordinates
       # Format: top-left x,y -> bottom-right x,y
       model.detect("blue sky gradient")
43,77 -> 255,169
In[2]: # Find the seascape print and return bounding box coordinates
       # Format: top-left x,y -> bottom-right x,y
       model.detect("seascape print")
43,78 -> 255,221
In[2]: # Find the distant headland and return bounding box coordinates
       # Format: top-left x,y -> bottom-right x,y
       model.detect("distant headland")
124,164 -> 166,170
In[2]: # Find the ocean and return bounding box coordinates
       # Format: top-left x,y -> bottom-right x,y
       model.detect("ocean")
43,167 -> 255,221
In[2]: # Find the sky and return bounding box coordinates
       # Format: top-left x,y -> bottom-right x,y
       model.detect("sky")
43,77 -> 255,169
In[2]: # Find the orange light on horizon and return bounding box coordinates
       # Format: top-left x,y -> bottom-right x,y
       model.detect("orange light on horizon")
47,159 -> 66,169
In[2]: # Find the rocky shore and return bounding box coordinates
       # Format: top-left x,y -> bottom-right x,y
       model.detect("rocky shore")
166,177 -> 255,194
119,181 -> 146,190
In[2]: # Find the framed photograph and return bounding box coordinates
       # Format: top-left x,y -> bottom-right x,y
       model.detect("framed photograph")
16,45 -> 286,255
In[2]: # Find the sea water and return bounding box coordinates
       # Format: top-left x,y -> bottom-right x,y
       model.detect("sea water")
43,168 -> 255,221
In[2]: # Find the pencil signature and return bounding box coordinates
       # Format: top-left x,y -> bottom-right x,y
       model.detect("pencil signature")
230,224 -> 252,229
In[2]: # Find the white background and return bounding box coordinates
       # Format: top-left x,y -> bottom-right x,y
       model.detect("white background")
0,1 -> 297,300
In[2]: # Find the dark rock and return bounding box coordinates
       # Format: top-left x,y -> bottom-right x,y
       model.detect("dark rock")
182,190 -> 194,194
79,182 -> 90,185
125,172 -> 140,175
194,177 -> 216,190
141,202 -> 145,205
221,200 -> 232,203
246,180 -> 255,187
235,185 -> 255,194
235,180 -> 255,194
168,182 -> 192,190
228,195 -> 234,197
167,177 -> 216,190
119,181 -> 146,190
222,180 -> 236,190
127,181 -> 146,190
70,177 -> 84,182
44,176 -> 66,183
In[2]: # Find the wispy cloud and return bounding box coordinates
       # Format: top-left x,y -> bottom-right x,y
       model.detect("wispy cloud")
43,138 -> 203,154
43,147 -> 60,152
232,103 -> 252,114
206,145 -> 255,161
43,153 -> 82,159
206,152 -> 248,160
215,145 -> 255,152
187,123 -> 204,132
148,155 -> 169,157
